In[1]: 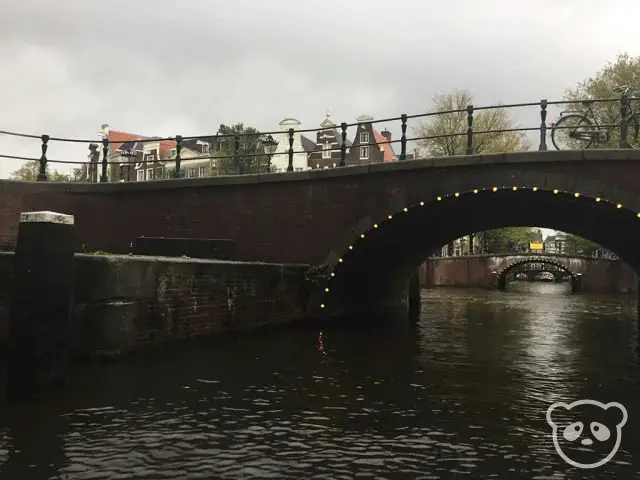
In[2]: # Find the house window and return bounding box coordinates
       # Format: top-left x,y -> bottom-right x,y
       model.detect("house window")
198,166 -> 206,177
170,149 -> 177,157
202,144 -> 209,154
360,132 -> 369,144
322,143 -> 331,159
137,170 -> 144,181
189,168 -> 196,178
147,168 -> 153,180
156,167 -> 163,179
146,154 -> 155,162
360,146 -> 369,159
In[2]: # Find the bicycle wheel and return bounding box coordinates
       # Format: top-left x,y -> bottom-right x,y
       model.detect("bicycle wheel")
551,114 -> 595,150
626,114 -> 639,148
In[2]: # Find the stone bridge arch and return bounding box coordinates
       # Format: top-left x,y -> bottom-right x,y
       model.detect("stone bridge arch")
493,256 -> 580,292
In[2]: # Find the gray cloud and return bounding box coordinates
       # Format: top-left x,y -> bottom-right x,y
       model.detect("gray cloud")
0,0 -> 638,176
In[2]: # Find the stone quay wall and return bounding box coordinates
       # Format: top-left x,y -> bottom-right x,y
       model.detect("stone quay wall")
0,252 -> 309,358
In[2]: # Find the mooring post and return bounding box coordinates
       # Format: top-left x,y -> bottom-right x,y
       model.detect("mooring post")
7,211 -> 75,401
571,273 -> 582,294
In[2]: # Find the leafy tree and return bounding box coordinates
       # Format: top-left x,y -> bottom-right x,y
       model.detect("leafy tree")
10,160 -> 71,182
413,89 -> 530,157
479,227 -> 541,254
563,53 -> 640,148
556,232 -> 600,256
215,123 -> 270,175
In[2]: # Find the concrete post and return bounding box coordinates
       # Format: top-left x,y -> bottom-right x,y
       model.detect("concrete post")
7,211 -> 75,400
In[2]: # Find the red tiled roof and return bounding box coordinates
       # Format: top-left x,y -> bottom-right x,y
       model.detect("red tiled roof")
373,129 -> 396,162
107,130 -> 176,158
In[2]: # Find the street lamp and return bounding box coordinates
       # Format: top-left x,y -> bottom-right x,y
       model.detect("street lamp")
261,134 -> 278,172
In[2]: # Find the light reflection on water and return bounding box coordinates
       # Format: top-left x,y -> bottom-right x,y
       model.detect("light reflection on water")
0,283 -> 638,479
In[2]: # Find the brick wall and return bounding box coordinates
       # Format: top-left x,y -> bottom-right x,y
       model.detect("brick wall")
1,151 -> 640,268
0,253 -> 309,357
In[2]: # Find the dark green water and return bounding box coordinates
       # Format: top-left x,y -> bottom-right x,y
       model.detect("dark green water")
0,283 -> 638,479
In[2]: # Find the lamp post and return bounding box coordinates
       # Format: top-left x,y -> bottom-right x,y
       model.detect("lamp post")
261,134 -> 278,173
119,148 -> 137,182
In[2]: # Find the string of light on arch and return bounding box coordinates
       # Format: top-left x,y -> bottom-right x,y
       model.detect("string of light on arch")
319,185 -> 640,310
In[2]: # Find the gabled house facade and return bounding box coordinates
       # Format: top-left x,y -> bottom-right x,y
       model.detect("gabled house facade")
272,118 -> 315,172
346,114 -> 397,165
307,114 -> 353,169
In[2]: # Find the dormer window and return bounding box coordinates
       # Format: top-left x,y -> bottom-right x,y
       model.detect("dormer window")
202,144 -> 209,154
360,132 -> 369,144
360,146 -> 369,159
146,154 -> 155,162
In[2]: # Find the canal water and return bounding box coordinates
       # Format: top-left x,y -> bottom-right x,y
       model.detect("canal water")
0,283 -> 639,479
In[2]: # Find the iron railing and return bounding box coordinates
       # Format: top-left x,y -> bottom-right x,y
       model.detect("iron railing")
0,91 -> 638,182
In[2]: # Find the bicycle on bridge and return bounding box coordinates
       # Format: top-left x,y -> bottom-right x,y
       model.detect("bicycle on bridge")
551,85 -> 640,150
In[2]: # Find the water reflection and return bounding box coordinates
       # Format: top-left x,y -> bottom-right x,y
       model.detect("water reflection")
0,284 -> 637,478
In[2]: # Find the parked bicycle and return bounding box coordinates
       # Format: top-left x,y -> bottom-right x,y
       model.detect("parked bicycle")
551,85 -> 639,150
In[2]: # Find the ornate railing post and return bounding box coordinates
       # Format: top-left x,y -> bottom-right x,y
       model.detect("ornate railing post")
539,99 -> 548,151
233,135 -> 240,174
400,114 -> 407,160
287,128 -> 294,172
100,138 -> 109,183
37,135 -> 49,181
340,122 -> 347,166
174,135 -> 182,178
620,90 -> 629,148
466,105 -> 474,154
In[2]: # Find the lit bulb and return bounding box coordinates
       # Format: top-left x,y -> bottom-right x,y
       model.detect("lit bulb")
454,192 -> 460,197
320,304 -> 325,308
437,196 -> 442,201
403,207 -> 408,212
492,187 -> 497,192
637,213 -> 640,218
532,186 -> 538,191
338,258 -> 343,262
512,186 -> 517,191
348,245 -> 353,250
373,224 -> 378,228
325,288 -> 329,292
388,214 -> 393,219
617,203 -> 622,209
360,233 -> 365,238
420,201 -> 424,206
596,197 -> 601,202
330,272 -> 335,277
553,189 -> 559,194
574,192 -> 580,198
473,189 -> 478,194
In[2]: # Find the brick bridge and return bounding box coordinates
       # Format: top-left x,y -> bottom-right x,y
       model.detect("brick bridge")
420,253 -> 637,294
2,149 -> 640,315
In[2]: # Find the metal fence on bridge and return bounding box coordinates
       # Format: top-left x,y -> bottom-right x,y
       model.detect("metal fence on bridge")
1,87 -> 639,183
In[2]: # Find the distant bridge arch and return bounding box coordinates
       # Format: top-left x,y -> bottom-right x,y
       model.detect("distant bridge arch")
494,256 -> 579,291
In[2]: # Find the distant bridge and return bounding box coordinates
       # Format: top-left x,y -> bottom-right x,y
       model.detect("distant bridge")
421,253 -> 637,294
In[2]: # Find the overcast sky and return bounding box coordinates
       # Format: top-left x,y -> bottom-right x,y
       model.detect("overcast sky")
0,0 -> 638,178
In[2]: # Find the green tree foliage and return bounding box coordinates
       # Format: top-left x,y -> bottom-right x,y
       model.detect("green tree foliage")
563,53 -> 640,148
556,232 -> 600,256
413,89 -> 530,157
10,160 -> 71,182
215,123 -> 270,175
480,227 -> 541,254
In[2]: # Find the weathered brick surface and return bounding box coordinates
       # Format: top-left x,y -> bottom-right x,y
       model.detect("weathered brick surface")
0,253 -> 309,356
1,152 -> 640,267
420,254 -> 638,293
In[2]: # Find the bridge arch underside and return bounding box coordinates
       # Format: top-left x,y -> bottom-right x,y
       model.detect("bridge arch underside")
323,188 -> 640,316
497,260 -> 575,288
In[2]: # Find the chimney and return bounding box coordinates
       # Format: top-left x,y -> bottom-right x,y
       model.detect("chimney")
381,129 -> 392,143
